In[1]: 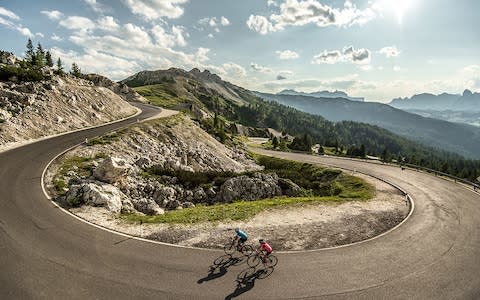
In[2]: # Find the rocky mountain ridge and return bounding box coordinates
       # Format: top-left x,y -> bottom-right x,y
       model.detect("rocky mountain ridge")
278,89 -> 365,102
389,89 -> 480,111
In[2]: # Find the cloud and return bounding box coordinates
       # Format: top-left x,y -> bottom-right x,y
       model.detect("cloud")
248,0 -> 379,34
0,6 -> 20,20
276,70 -> 293,80
379,46 -> 400,58
0,16 -> 33,37
59,16 -> 96,34
267,0 -> 279,7
123,0 -> 188,20
97,16 -> 120,32
220,16 -> 230,26
51,33 -> 63,41
276,50 -> 299,60
250,63 -> 273,73
35,32 -> 44,38
41,10 -> 64,20
246,15 -> 276,35
151,24 -> 187,48
393,66 -> 401,72
312,46 -> 370,65
85,0 -> 107,13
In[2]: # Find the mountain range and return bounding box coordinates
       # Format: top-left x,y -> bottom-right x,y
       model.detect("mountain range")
389,89 -> 480,111
255,92 -> 480,159
278,89 -> 364,102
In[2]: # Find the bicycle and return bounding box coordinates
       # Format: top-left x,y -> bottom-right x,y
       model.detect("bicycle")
247,250 -> 278,268
224,237 -> 254,255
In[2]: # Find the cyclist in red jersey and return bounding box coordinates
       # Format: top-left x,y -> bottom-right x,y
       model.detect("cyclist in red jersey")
258,239 -> 273,263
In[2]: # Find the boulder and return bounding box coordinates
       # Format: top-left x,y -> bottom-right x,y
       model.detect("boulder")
278,178 -> 302,197
216,172 -> 282,203
131,198 -> 164,215
81,183 -> 126,213
93,157 -> 131,184
153,186 -> 176,207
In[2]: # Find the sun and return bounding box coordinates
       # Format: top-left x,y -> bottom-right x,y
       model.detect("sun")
382,0 -> 414,24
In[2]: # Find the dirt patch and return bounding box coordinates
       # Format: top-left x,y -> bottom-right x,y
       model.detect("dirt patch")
70,172 -> 410,251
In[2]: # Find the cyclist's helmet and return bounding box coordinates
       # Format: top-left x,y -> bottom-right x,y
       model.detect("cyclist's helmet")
235,228 -> 240,233
259,239 -> 265,244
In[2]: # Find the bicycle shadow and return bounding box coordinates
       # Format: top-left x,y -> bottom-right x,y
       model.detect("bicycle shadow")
224,266 -> 275,299
197,253 -> 248,284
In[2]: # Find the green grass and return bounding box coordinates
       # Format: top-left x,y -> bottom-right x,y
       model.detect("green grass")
86,133 -> 120,146
53,154 -> 106,195
125,154 -> 374,224
121,195 -> 354,225
134,84 -> 184,108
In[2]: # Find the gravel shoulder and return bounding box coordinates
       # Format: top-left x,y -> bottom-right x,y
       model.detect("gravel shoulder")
71,172 -> 410,251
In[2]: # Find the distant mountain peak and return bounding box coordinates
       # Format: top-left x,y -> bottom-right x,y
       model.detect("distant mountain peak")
277,89 -> 363,102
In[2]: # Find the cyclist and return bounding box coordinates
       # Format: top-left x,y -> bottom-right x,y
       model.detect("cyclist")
234,228 -> 248,250
258,239 -> 273,264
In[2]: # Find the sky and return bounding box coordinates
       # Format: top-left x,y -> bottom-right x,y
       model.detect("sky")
0,0 -> 479,102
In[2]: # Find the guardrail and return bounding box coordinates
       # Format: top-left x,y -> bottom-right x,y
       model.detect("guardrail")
400,162 -> 480,192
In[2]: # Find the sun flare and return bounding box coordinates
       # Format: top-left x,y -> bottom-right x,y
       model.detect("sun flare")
383,0 -> 414,24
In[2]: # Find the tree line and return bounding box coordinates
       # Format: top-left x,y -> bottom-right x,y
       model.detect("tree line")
1,38 -> 84,80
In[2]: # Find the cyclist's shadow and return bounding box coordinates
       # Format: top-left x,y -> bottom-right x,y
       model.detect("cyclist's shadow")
197,254 -> 247,284
224,266 -> 274,300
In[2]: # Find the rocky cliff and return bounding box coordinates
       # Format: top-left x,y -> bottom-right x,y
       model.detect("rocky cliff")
0,75 -> 138,151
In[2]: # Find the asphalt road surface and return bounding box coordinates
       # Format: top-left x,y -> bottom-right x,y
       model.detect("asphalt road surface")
1,106 -> 479,299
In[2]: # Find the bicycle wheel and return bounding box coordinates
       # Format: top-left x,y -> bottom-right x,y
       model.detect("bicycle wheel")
242,245 -> 254,256
247,254 -> 261,267
224,242 -> 236,255
265,254 -> 278,267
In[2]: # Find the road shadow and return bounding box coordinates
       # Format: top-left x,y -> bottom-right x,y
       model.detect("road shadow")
197,253 -> 248,284
224,266 -> 275,299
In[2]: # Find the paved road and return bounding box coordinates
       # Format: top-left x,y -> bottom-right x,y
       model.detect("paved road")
1,107 -> 479,299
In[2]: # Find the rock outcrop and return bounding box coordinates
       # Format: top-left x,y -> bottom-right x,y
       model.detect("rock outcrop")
0,75 -> 137,151
93,157 -> 131,184
216,173 -> 282,203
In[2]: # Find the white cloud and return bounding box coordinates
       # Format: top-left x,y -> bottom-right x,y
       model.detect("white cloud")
220,16 -> 230,26
35,32 -> 44,38
379,46 -> 400,58
51,33 -> 63,41
246,15 -> 276,35
208,33 -> 214,38
85,0 -> 106,13
41,10 -> 64,20
0,16 -> 32,37
123,0 -> 187,20
250,63 -> 273,73
97,16 -> 120,32
276,50 -> 299,60
312,46 -> 370,65
59,16 -> 96,34
0,6 -> 20,20
360,65 -> 372,71
267,0 -> 279,7
248,0 -> 380,34
151,24 -> 187,48
393,66 -> 401,72
276,70 -> 293,80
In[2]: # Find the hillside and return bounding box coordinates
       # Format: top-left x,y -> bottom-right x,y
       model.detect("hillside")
256,92 -> 480,159
122,67 -> 480,181
0,49 -> 150,152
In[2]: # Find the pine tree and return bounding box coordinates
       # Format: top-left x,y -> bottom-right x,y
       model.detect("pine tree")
45,51 -> 54,67
26,38 -> 35,65
35,43 -> 45,67
70,62 -> 82,77
56,58 -> 64,75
